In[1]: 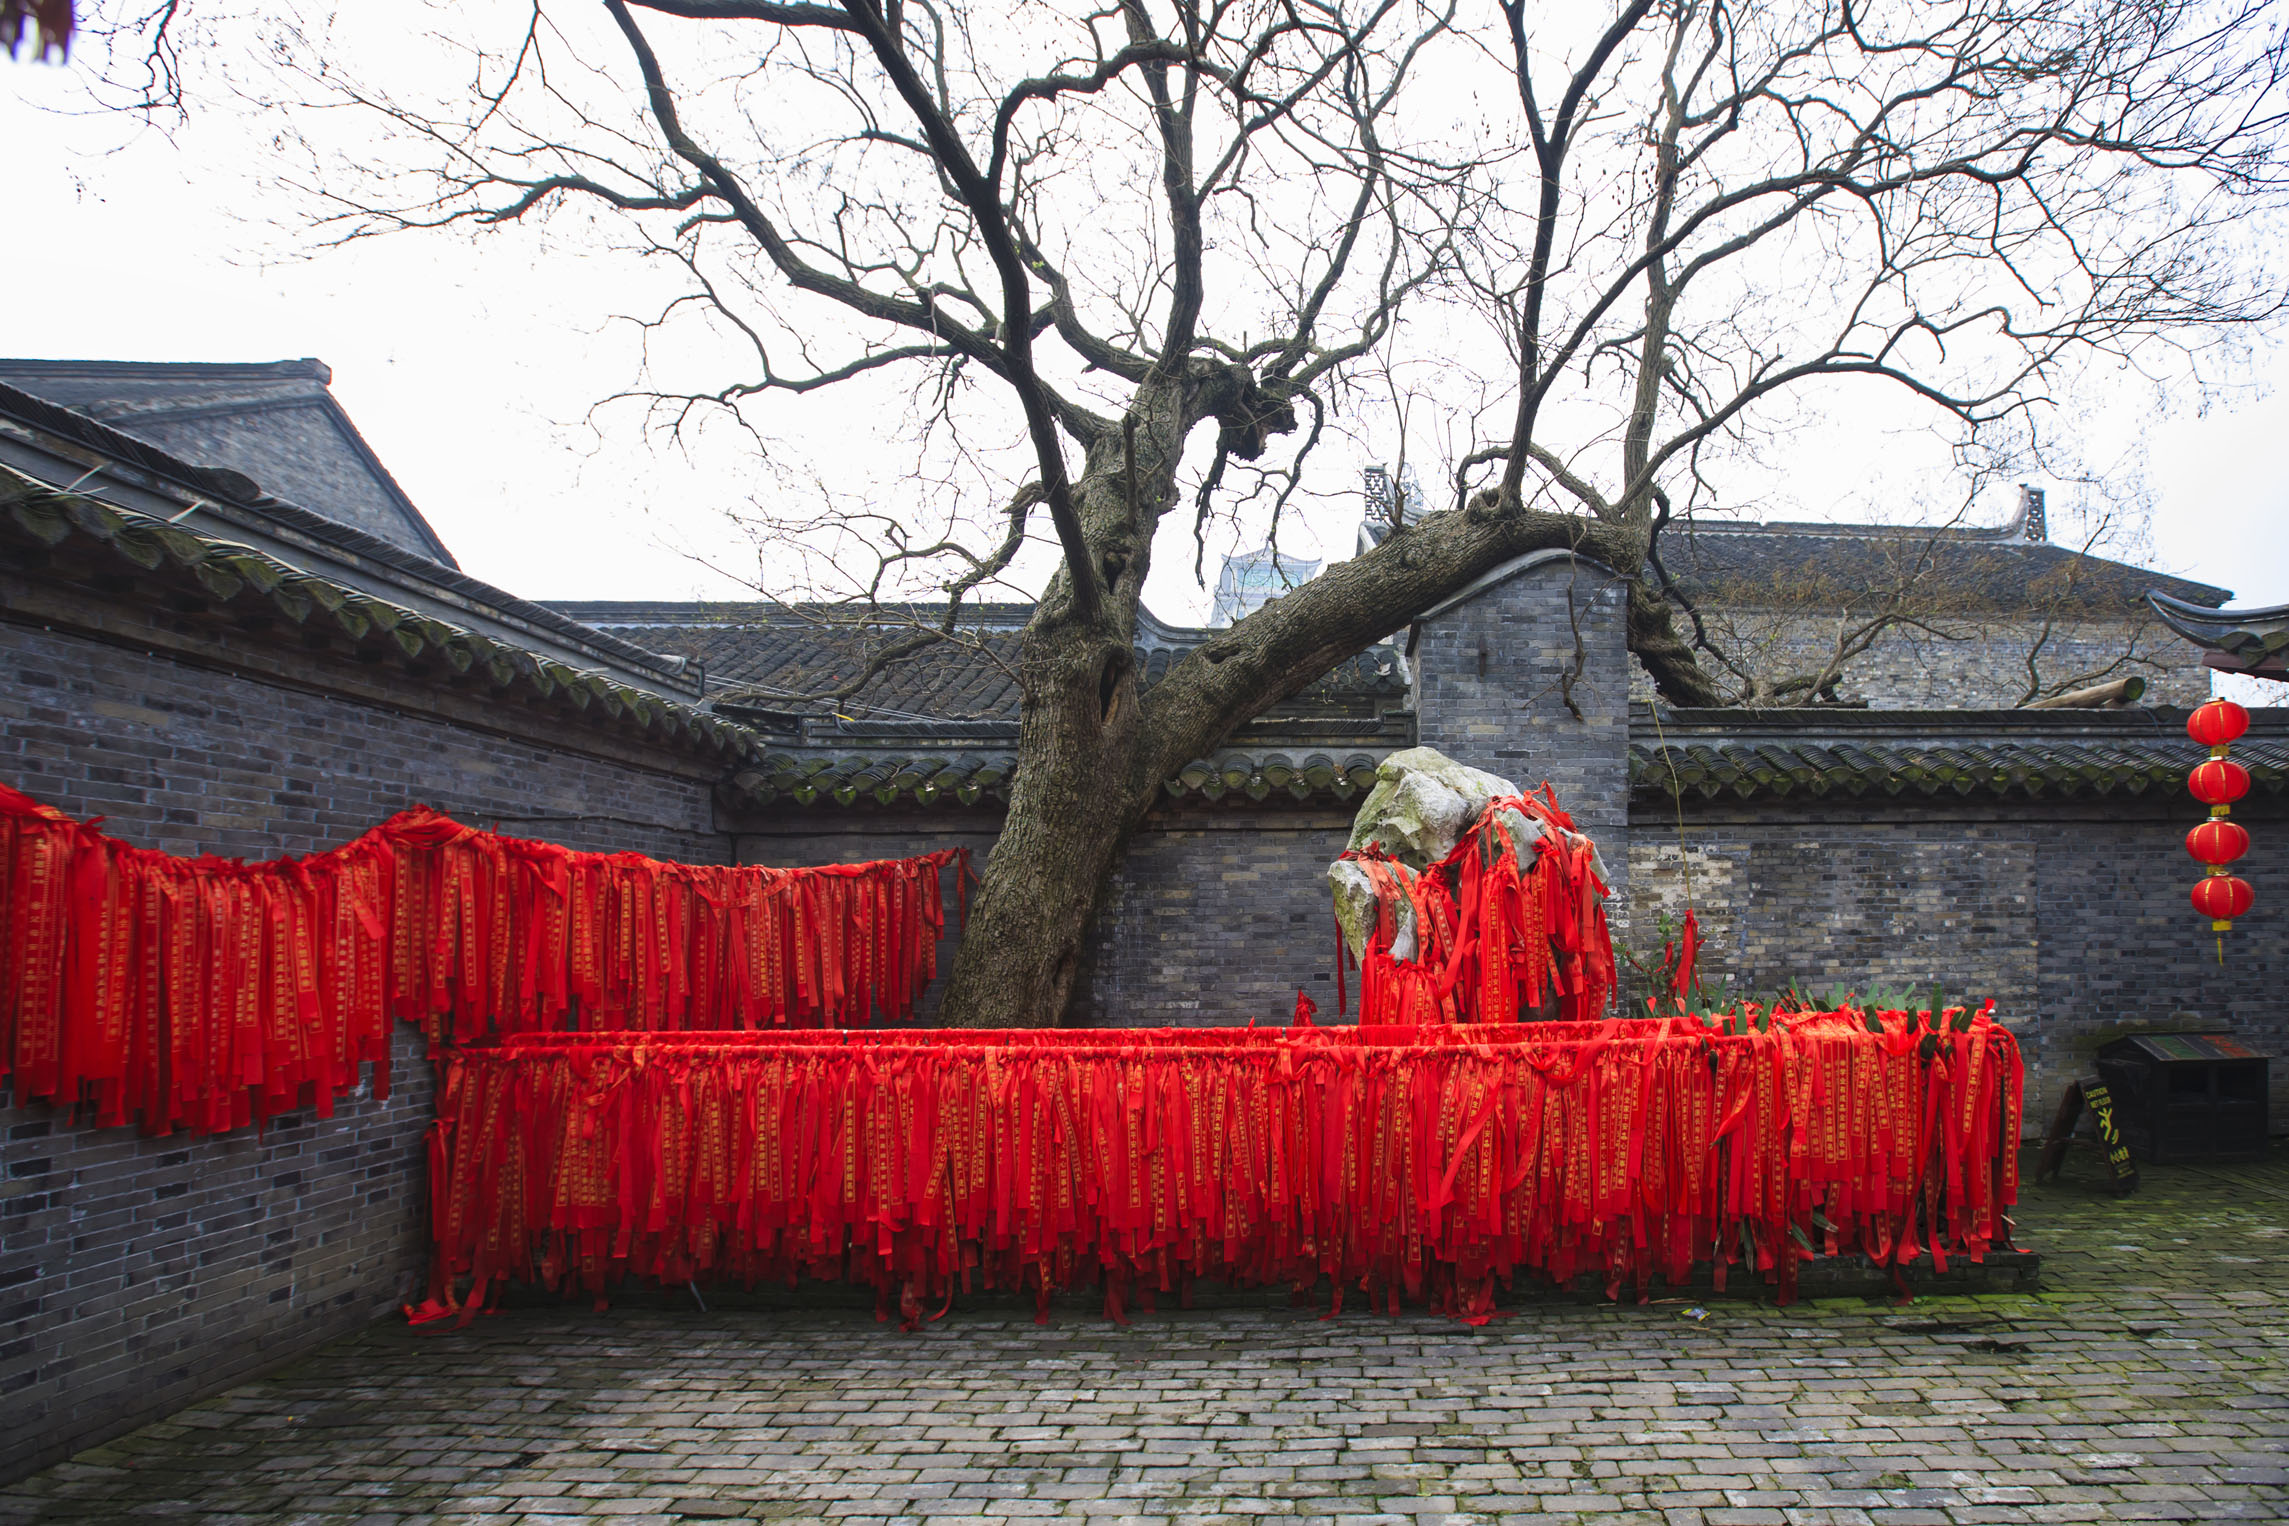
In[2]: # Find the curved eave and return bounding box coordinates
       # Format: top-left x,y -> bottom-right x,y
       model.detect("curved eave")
1629,737 -> 2287,804
2148,589 -> 2289,673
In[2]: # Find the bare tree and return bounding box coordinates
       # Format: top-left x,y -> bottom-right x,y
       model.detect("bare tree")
170,0 -> 2289,1022
1428,0 -> 2288,714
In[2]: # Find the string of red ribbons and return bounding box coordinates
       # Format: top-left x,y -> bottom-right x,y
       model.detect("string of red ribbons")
1338,790 -> 1619,1024
0,782 -> 967,1137
417,1005 -> 2021,1326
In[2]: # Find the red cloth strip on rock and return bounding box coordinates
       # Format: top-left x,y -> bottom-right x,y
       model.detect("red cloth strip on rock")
1337,788 -> 1619,1026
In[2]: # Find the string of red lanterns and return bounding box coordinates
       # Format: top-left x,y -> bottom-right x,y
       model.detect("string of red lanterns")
2185,698 -> 2254,964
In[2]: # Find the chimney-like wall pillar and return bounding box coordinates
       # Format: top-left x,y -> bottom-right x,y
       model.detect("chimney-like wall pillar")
1409,551 -> 1633,927
2020,484 -> 2047,542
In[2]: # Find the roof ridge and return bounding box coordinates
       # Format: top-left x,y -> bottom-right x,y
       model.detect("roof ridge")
0,356 -> 334,383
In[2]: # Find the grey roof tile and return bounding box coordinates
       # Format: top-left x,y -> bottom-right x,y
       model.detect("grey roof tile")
0,359 -> 457,566
552,600 -> 1409,725
1657,518 -> 2230,612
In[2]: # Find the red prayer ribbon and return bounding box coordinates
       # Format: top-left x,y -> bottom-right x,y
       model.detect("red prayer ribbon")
421,1006 -> 2022,1325
0,782 -> 968,1138
1337,790 -> 1617,1025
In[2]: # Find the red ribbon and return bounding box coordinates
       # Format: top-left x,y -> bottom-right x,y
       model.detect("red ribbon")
0,782 -> 967,1138
418,1010 -> 2023,1321
1339,790 -> 1618,1027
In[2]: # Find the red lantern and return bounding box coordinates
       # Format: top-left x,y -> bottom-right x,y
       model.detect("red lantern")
2185,701 -> 2257,966
2191,873 -> 2254,923
2187,819 -> 2251,866
2189,758 -> 2251,809
2187,699 -> 2250,748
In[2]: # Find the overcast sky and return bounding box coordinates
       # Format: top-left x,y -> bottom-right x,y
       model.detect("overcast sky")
4,27 -> 2284,690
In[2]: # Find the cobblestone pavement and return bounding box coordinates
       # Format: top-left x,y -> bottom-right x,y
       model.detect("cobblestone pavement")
5,1145 -> 2286,1526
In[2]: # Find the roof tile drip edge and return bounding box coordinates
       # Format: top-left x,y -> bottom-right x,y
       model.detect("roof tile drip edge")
1627,736 -> 2286,803
729,748 -> 1397,810
1,478 -> 760,764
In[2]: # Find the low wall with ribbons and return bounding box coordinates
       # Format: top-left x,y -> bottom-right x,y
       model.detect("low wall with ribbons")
0,775 -> 2028,1336
422,1008 -> 2023,1323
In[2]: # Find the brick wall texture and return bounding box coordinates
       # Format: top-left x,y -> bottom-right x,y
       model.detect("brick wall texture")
1,1024 -> 431,1485
1411,555 -> 1635,933
1079,809 -> 1354,1026
1626,802 -> 2288,1126
734,809 -> 1355,1028
0,616 -> 729,1481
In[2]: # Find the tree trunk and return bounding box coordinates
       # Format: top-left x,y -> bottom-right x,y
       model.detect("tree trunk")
935,607 -> 1155,1026
1626,578 -> 1731,707
935,392 -> 1186,1028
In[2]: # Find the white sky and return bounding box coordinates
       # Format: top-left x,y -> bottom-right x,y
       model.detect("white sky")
2,29 -> 2284,701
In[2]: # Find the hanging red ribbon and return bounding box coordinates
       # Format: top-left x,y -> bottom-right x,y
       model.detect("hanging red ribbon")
0,782 -> 969,1137
1337,790 -> 1617,1025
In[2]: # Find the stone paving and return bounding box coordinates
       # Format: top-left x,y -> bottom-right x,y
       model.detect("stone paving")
4,1144 -> 2286,1526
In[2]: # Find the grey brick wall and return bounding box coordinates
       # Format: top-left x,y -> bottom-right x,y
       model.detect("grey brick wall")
1626,799 -> 2287,1127
734,807 -> 1356,1027
0,616 -> 732,1481
2030,812 -> 2284,1120
1,622 -> 727,864
1080,808 -> 1355,1026
1,1023 -> 431,1485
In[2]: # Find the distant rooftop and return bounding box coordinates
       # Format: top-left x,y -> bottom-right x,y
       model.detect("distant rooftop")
1653,499 -> 2229,613
550,600 -> 1409,730
0,358 -> 456,565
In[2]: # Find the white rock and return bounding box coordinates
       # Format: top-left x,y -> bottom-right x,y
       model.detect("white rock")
1344,747 -> 1520,867
1327,856 -> 1421,961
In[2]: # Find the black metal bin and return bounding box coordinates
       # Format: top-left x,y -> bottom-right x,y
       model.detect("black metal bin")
2095,1033 -> 2269,1165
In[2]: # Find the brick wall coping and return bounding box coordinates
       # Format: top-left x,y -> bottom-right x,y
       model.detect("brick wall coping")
0,380 -> 699,696
1,477 -> 761,768
729,744 -> 1398,810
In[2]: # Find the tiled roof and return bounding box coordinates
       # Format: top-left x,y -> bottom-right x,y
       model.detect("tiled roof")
1631,706 -> 2288,802
727,745 -> 1390,809
647,612 -> 1025,722
553,600 -> 1410,724
0,381 -> 696,696
0,477 -> 758,764
1656,519 -> 2230,613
